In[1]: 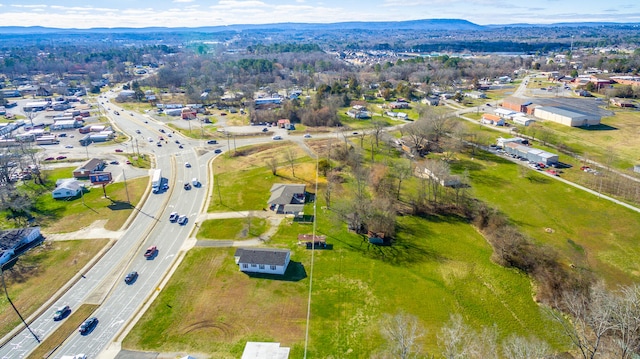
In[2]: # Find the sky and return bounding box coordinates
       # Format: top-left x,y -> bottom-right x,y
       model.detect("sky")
0,0 -> 639,29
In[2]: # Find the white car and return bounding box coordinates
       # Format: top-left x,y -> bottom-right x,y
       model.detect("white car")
272,135 -> 282,140
65,145 -> 74,148
303,133 -> 311,138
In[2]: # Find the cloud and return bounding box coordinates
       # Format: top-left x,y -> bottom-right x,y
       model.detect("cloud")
173,0 -> 195,2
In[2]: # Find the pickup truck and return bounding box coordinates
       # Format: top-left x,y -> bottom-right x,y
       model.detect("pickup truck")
144,246 -> 157,258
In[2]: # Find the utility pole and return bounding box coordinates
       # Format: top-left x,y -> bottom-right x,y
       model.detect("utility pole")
1,267 -> 40,343
123,169 -> 130,203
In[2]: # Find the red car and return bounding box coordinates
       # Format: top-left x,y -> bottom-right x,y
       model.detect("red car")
144,246 -> 157,259
115,149 -> 123,153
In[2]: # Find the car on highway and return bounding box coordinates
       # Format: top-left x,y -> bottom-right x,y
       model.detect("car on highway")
262,128 -> 268,132
148,137 -> 153,142
44,157 -> 55,161
53,305 -> 71,321
175,140 -> 180,144
124,271 -> 138,284
157,142 -> 162,147
78,317 -> 98,335
65,145 -> 74,148
135,130 -> 141,134
144,246 -> 157,259
56,156 -> 67,160
177,215 -> 188,225
185,162 -> 191,168
169,212 -> 179,222
109,161 -> 119,165
114,111 -> 120,115
160,129 -> 165,133
272,135 -> 282,140
126,160 -> 132,164
303,133 -> 311,138
214,149 -> 222,154
207,140 -> 218,145
115,149 -> 123,152
183,183 -> 192,190
179,144 -> 184,149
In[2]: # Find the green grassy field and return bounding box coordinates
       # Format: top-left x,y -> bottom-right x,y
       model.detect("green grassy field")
0,240 -> 108,339
125,144 -> 578,357
451,149 -> 640,285
196,217 -> 268,240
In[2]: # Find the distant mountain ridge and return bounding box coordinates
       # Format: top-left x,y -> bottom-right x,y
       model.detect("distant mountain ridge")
0,18 -> 638,34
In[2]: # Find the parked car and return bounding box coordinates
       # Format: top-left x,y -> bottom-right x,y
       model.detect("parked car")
44,157 -> 55,161
124,271 -> 138,284
177,215 -> 188,225
109,161 -> 119,165
169,212 -> 179,222
144,246 -> 157,258
303,133 -> 311,138
56,156 -> 67,160
115,149 -> 123,152
53,305 -> 71,321
79,317 -> 98,335
65,145 -> 74,148
59,133 -> 67,137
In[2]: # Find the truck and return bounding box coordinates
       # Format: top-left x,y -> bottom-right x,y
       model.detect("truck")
35,135 -> 59,145
151,169 -> 162,192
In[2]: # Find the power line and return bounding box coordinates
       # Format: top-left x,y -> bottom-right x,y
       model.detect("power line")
303,154 -> 319,358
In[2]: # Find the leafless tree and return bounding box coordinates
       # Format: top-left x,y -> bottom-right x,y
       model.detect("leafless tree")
550,283 -> 616,359
502,334 -> 551,359
284,148 -> 296,177
391,159 -> 412,200
438,314 -> 472,359
266,156 -> 279,176
380,311 -> 426,359
608,284 -> 640,359
371,119 -> 388,147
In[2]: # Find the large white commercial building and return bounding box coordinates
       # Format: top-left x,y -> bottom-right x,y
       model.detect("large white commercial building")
533,106 -> 601,127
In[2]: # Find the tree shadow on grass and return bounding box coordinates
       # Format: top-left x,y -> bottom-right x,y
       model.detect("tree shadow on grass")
243,260 -> 307,282
107,200 -> 134,210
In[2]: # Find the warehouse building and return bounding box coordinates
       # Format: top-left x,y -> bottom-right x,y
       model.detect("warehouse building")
533,106 -> 601,127
504,142 -> 559,165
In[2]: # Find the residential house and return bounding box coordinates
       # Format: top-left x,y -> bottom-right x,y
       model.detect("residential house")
234,248 -> 291,275
421,96 -> 440,106
52,179 -> 84,199
388,101 -> 410,109
1,227 -> 43,266
465,91 -> 487,99
267,183 -> 306,214
481,113 -> 505,126
610,98 -> 636,108
73,158 -> 106,178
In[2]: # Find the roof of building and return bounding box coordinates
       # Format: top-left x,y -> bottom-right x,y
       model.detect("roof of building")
482,114 -> 501,121
242,342 -> 290,359
234,248 -> 290,266
0,227 -> 40,251
268,183 -> 306,205
75,158 -> 104,172
54,179 -> 83,192
535,106 -> 592,118
495,107 -> 517,115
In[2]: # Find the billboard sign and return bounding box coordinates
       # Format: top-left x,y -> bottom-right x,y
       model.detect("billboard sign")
90,171 -> 112,185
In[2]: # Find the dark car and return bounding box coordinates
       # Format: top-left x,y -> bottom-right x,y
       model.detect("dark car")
262,128 -> 268,132
56,156 -> 67,160
179,144 -> 184,149
214,149 -> 222,154
159,129 -> 166,133
53,305 -> 71,321
44,157 -> 55,161
79,317 -> 98,335
184,183 -> 192,190
109,160 -> 119,165
207,140 -> 218,145
124,271 -> 138,284
177,215 -> 188,225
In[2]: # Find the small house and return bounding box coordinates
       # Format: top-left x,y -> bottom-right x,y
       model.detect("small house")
73,158 -> 106,178
234,248 -> 291,275
52,179 -> 84,199
0,227 -> 42,266
268,183 -> 306,214
481,113 -> 505,126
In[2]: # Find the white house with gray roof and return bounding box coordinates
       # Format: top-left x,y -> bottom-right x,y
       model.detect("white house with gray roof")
234,248 -> 291,275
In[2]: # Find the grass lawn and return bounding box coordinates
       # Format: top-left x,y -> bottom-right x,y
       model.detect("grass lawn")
0,240 -> 108,339
125,145 -> 572,357
196,217 -> 268,240
451,149 -> 640,285
208,143 -> 317,213
26,304 -> 99,359
29,167 -> 148,232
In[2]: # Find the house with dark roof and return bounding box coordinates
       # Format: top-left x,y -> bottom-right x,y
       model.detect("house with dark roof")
267,183 -> 306,214
234,248 -> 291,275
0,227 -> 42,266
73,158 -> 105,178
